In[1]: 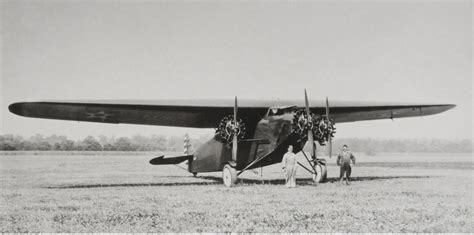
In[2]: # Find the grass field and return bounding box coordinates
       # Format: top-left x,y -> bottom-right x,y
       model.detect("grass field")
1,152 -> 472,232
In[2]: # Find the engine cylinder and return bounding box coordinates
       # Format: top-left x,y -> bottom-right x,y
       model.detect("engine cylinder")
291,109 -> 335,145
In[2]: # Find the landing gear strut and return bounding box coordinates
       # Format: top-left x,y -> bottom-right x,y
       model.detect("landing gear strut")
222,164 -> 237,187
298,151 -> 328,184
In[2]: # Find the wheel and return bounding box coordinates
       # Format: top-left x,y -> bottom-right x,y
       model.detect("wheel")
222,164 -> 238,187
312,164 -> 327,183
192,172 -> 198,177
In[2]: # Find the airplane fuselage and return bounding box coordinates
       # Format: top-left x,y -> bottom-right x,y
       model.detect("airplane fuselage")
190,106 -> 303,173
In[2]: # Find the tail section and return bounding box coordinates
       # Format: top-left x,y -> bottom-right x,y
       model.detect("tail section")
149,134 -> 194,168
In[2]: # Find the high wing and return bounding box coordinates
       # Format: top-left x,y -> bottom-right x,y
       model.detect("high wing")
8,99 -> 455,128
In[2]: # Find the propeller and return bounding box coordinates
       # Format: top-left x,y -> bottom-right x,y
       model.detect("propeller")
292,91 -> 335,160
326,97 -> 332,158
304,90 -> 316,158
231,96 -> 238,166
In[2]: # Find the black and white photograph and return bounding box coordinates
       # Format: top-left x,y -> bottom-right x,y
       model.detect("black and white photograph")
1,0 -> 472,233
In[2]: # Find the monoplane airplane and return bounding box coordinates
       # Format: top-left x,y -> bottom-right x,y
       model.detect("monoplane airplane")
9,91 -> 455,186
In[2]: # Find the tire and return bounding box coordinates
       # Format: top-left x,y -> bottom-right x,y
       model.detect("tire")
192,172 -> 198,177
222,164 -> 238,187
312,164 -> 327,183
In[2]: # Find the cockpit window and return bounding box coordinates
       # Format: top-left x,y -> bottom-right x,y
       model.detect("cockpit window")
267,106 -> 297,116
268,108 -> 284,116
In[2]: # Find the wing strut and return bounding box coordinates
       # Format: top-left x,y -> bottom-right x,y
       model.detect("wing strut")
297,161 -> 315,174
237,151 -> 272,176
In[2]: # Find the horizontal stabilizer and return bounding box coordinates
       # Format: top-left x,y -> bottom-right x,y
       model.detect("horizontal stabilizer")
149,155 -> 193,165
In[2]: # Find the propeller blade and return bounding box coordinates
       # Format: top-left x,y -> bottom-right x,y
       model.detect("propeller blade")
232,96 -> 238,163
329,135 -> 332,158
325,97 -> 329,120
304,89 -> 310,117
326,97 -> 332,158
305,90 -> 315,158
308,129 -> 314,158
232,134 -> 238,162
234,96 -> 238,124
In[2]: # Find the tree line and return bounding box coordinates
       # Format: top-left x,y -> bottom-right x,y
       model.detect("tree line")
0,134 -> 471,153
315,138 -> 472,155
0,134 -> 209,152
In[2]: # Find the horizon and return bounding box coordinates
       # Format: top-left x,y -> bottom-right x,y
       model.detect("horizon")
1,133 -> 471,153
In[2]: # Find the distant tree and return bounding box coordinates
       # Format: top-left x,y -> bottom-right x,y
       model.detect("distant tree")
0,134 -> 471,153
36,141 -> 52,151
460,139 -> 473,153
74,140 -> 85,151
53,142 -> 61,150
60,140 -> 75,151
103,143 -> 116,151
0,135 -> 17,150
45,135 -> 68,146
98,135 -> 113,147
22,140 -> 35,150
131,135 -> 151,151
166,135 -> 183,152
150,135 -> 167,151
29,134 -> 45,144
115,137 -> 135,151
82,136 -> 102,151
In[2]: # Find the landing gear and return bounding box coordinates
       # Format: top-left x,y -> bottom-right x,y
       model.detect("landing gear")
299,151 -> 328,184
222,164 -> 237,187
192,172 -> 198,177
312,163 -> 327,183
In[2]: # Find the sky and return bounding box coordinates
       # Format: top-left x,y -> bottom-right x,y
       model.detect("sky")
1,0 -> 472,141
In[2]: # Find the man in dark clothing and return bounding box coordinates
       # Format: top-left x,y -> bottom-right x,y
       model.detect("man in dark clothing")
337,144 -> 356,185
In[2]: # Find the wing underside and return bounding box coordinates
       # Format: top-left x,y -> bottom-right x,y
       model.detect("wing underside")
8,102 -> 267,128
8,100 -> 455,128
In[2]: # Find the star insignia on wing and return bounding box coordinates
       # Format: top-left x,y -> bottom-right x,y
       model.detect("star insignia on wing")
85,111 -> 115,121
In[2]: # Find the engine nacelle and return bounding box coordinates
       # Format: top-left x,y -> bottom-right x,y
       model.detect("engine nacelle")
291,109 -> 336,145
214,115 -> 246,146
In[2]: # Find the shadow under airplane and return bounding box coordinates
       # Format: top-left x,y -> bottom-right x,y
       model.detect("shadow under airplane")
44,175 -> 434,189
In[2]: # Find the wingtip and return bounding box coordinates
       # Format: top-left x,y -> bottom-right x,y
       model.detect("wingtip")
440,104 -> 456,114
149,155 -> 165,165
8,102 -> 25,116
423,103 -> 457,116
440,104 -> 456,111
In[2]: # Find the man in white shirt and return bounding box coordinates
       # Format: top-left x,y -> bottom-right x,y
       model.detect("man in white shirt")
281,145 -> 297,188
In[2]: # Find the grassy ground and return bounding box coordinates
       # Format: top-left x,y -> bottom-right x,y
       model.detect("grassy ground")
0,152 -> 472,232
